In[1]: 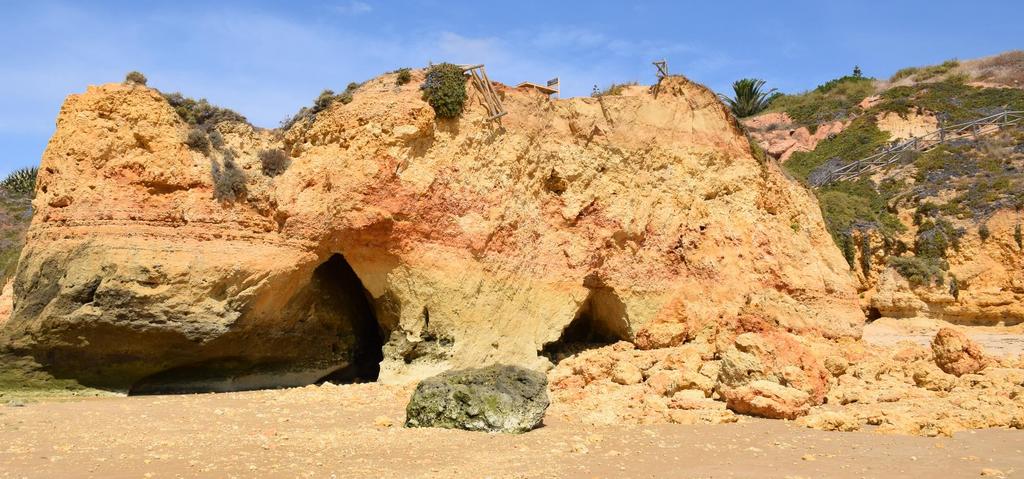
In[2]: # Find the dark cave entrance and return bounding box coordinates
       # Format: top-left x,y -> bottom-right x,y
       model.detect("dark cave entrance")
315,253 -> 386,384
541,287 -> 630,362
127,253 -> 387,395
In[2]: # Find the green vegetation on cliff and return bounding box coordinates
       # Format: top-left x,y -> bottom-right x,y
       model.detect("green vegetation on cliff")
0,168 -> 36,287
760,57 -> 1024,281
767,75 -> 876,129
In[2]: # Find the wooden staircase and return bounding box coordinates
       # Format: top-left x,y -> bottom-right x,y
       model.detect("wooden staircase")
810,110 -> 1024,187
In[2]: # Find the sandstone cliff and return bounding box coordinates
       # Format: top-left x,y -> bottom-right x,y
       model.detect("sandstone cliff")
0,70 -> 861,392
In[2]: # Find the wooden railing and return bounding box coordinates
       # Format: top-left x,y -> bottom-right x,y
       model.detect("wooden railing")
459,64 -> 507,122
810,110 -> 1024,187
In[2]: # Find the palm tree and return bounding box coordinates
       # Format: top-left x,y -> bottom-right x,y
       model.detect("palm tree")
719,78 -> 777,117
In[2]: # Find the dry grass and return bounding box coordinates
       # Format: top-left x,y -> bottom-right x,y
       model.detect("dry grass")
962,50 -> 1024,88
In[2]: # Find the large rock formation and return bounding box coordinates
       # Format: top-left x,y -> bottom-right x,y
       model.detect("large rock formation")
0,70 -> 861,392
405,364 -> 549,433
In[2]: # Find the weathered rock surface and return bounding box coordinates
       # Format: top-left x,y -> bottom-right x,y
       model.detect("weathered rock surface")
548,333 -> 1024,436
0,71 -> 862,392
742,113 -> 847,162
932,327 -> 989,376
715,331 -> 829,419
405,364 -> 548,433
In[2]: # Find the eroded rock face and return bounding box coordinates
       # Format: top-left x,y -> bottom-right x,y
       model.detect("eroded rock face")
932,327 -> 989,376
743,112 -> 848,163
0,71 -> 862,392
405,364 -> 549,433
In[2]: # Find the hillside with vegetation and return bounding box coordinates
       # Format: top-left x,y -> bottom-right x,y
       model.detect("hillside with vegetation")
743,51 -> 1024,324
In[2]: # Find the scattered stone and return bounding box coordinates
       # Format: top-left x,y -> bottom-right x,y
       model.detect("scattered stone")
720,380 -> 811,420
405,364 -> 549,433
823,356 -> 849,377
373,415 -> 394,428
610,362 -> 643,385
932,328 -> 988,376
798,411 -> 861,432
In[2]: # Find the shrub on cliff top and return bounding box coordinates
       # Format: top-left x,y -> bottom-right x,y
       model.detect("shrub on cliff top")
281,82 -> 362,130
395,68 -> 412,86
0,167 -> 38,197
591,82 -> 638,98
421,63 -> 467,119
163,92 -> 247,126
124,71 -> 148,86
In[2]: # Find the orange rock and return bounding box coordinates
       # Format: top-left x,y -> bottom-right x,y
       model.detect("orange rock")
932,328 -> 988,376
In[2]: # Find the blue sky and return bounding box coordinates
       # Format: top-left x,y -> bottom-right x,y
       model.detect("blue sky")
1,0 -> 1021,177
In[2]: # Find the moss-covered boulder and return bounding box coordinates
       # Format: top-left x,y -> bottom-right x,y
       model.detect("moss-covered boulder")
405,364 -> 549,433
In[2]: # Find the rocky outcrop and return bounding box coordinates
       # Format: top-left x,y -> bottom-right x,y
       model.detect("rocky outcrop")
932,327 -> 989,376
715,331 -> 829,419
405,364 -> 549,433
863,211 -> 1024,326
0,71 -> 862,392
742,113 -> 847,162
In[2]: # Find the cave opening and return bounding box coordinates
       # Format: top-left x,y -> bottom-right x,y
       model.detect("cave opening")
314,253 -> 386,384
127,253 -> 386,395
541,287 -> 630,363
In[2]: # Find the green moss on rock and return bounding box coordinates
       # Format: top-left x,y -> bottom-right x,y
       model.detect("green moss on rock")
405,364 -> 549,433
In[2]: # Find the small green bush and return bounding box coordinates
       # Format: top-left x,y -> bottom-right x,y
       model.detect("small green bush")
124,71 -> 148,86
915,218 -> 961,259
949,274 -> 959,299
859,233 -> 873,276
396,68 -> 412,86
164,93 -> 247,126
185,128 -> 210,152
1,167 -> 38,196
281,82 -> 362,130
914,144 -> 963,182
591,82 -> 638,98
259,149 -> 289,177
978,223 -> 990,241
208,129 -> 225,150
422,63 -> 468,119
1014,223 -> 1022,249
213,155 -> 247,202
888,256 -> 946,287
839,233 -> 856,269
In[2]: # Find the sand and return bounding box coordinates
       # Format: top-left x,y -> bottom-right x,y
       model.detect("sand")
2,382 -> 1023,479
